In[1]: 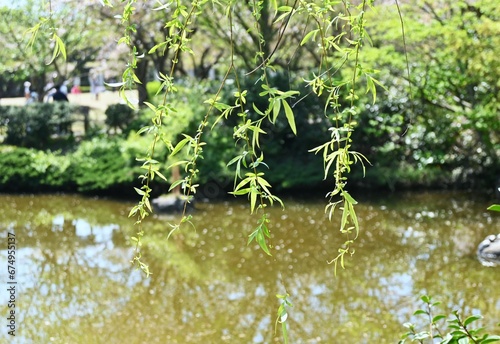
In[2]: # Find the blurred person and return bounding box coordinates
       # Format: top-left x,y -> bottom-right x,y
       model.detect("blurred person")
71,76 -> 81,94
89,70 -> 105,100
60,81 -> 69,95
24,81 -> 31,99
26,91 -> 38,104
71,84 -> 81,94
51,85 -> 69,102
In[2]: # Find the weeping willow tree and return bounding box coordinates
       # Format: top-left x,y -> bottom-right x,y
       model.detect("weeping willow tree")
111,0 -> 385,268
28,0 -> 403,341
122,2 -> 387,340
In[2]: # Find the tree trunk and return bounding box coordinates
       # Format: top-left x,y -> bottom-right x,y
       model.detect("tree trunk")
136,59 -> 149,106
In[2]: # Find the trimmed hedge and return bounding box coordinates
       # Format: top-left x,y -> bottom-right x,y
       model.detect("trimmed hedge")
0,146 -> 73,192
71,138 -> 141,193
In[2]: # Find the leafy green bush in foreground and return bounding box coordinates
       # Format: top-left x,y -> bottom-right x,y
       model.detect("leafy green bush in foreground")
400,296 -> 500,344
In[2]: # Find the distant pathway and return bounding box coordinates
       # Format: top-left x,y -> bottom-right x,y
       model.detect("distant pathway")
0,91 -> 137,135
0,91 -> 136,113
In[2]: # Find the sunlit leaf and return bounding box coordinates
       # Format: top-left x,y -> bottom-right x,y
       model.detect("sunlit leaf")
463,315 -> 482,327
432,315 -> 446,323
134,187 -> 145,196
233,177 -> 251,192
155,170 -> 168,182
301,29 -> 319,45
482,336 -> 500,343
170,136 -> 190,156
282,100 -> 297,135
342,191 -> 358,205
250,189 -> 257,214
272,97 -> 281,123
487,204 -> 500,212
167,160 -> 189,169
168,179 -> 185,192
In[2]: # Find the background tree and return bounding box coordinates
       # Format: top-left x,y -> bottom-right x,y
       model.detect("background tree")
0,0 -> 114,100
348,0 -> 500,189
196,0 -> 318,72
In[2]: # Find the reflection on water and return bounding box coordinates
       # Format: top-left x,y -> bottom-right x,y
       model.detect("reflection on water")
0,192 -> 499,343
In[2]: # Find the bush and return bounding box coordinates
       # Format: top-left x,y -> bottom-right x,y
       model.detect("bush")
0,146 -> 73,192
146,81 -> 162,98
399,295 -> 500,343
0,137 -> 154,195
0,103 -> 74,149
71,137 -> 144,194
105,103 -> 135,134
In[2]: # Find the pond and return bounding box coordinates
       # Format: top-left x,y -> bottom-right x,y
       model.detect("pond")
0,191 -> 499,343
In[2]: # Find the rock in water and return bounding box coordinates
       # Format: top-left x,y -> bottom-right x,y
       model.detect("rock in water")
151,194 -> 195,214
477,234 -> 500,267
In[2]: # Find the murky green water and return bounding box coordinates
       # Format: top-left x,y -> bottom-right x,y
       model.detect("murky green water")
0,191 -> 499,343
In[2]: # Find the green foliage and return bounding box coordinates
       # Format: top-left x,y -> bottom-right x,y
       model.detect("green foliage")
211,72 -> 329,190
0,103 -> 73,149
400,295 -> 500,344
247,213 -> 272,256
105,103 -> 136,133
296,0 -> 377,271
0,1 -> 113,98
487,205 -> 500,212
0,146 -> 73,192
105,0 -> 384,280
25,14 -> 67,65
360,0 -> 500,189
9,1 -> 500,343
146,81 -> 162,98
275,293 -> 293,344
0,137 -> 152,195
71,137 -> 143,193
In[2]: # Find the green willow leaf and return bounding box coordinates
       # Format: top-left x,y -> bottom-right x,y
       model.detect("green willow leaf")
487,204 -> 500,212
168,179 -> 185,192
47,33 -> 65,64
301,29 -> 319,45
230,188 -> 251,196
170,136 -> 190,156
342,191 -> 358,205
282,100 -> 297,135
250,189 -> 257,214
134,187 -> 146,196
154,170 -> 168,182
272,97 -> 281,123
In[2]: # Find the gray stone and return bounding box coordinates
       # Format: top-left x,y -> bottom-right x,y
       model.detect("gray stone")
151,194 -> 195,214
477,234 -> 500,267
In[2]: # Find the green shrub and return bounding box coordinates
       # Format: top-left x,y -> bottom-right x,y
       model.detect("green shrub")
146,80 -> 162,98
0,133 -> 172,195
121,110 -> 152,136
0,138 -> 152,195
71,137 -> 142,193
104,103 -> 135,134
0,146 -> 73,192
0,103 -> 74,149
399,295 -> 500,343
